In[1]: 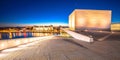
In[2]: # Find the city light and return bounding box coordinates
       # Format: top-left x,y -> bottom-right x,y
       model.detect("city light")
111,23 -> 120,31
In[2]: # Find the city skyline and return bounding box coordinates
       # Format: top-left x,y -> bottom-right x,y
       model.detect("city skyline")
0,23 -> 68,27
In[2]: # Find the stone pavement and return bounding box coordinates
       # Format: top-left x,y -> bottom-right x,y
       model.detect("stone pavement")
0,36 -> 120,60
70,38 -> 120,60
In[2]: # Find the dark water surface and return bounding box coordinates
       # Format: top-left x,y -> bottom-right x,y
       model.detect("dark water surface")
0,32 -> 53,40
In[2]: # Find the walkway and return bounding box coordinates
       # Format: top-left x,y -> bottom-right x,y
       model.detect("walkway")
0,36 -> 120,60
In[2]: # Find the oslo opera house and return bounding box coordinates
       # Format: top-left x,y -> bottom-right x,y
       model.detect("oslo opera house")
69,9 -> 111,31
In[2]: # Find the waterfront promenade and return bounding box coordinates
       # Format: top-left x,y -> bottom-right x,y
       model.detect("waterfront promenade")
0,36 -> 120,60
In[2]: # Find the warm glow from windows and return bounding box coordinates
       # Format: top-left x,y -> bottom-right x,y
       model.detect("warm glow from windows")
69,9 -> 111,30
111,24 -> 120,31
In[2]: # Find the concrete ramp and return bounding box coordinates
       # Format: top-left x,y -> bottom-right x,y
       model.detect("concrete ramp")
62,29 -> 93,42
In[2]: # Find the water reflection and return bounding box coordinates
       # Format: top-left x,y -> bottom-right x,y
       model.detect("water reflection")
0,30 -> 71,40
0,32 -> 53,40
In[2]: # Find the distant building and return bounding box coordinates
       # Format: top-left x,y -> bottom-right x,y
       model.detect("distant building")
111,23 -> 120,31
69,9 -> 111,31
32,25 -> 53,33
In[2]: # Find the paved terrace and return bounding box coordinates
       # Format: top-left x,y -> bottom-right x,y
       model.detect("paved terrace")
75,30 -> 120,41
0,36 -> 120,60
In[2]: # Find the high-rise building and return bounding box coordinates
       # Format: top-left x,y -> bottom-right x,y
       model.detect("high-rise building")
69,9 -> 111,31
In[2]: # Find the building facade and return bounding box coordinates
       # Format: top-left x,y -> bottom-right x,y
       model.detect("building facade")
111,23 -> 120,31
69,9 -> 111,31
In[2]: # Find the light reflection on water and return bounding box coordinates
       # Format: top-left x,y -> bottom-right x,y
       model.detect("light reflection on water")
0,32 -> 53,40
0,30 -> 71,40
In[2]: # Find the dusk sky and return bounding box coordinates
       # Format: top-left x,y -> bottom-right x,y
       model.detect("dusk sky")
0,0 -> 120,26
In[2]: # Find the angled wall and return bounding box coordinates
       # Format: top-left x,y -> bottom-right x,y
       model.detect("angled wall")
69,11 -> 76,30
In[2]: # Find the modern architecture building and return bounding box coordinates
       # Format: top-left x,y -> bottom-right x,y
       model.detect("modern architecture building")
69,9 -> 111,31
111,23 -> 120,31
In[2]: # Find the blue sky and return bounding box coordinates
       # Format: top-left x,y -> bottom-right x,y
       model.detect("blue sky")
0,0 -> 120,26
